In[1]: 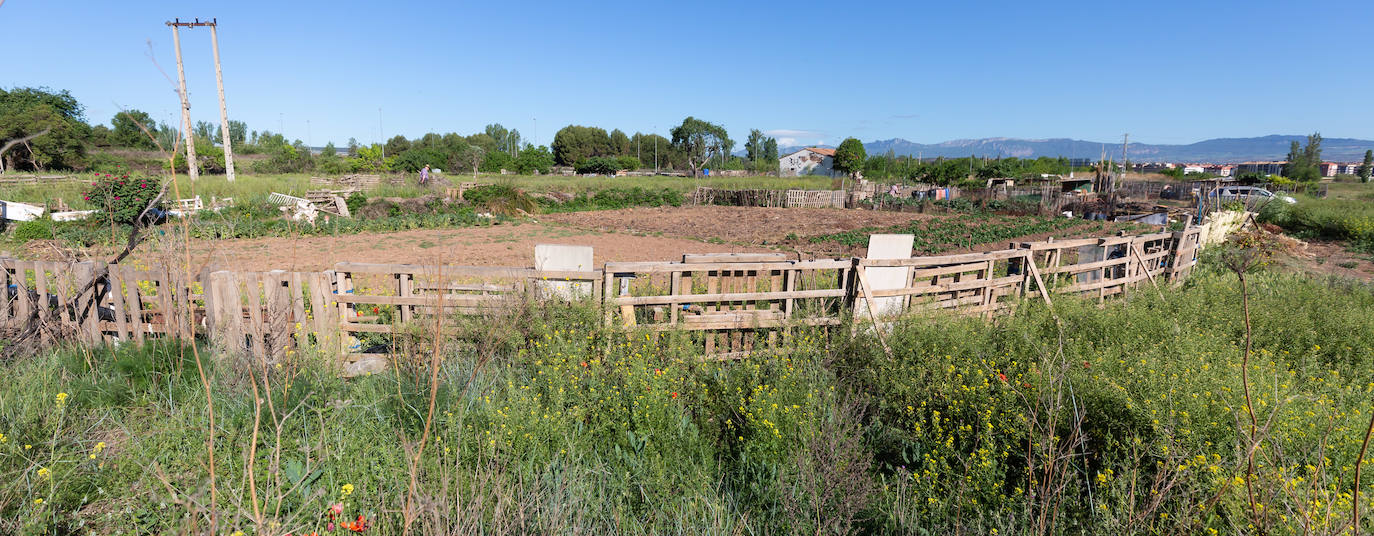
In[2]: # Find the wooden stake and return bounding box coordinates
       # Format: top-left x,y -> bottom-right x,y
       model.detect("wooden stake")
1022,252 -> 1054,307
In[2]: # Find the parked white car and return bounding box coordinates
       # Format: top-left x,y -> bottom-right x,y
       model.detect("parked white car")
1206,186 -> 1296,204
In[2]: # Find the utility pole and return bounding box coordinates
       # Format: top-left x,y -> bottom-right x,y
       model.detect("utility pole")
207,20 -> 235,182
168,17 -> 235,181
169,21 -> 197,181
1119,133 -> 1129,190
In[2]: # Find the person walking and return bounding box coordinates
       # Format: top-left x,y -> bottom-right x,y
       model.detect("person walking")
419,164 -> 430,185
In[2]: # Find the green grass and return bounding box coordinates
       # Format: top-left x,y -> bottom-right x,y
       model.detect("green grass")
809,212 -> 1098,253
1260,187 -> 1374,252
4,260 -> 1374,534
1,171 -> 835,207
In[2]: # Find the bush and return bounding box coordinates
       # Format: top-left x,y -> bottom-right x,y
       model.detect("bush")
345,192 -> 368,215
83,173 -> 162,224
575,156 -> 621,175
10,219 -> 53,241
617,155 -> 641,171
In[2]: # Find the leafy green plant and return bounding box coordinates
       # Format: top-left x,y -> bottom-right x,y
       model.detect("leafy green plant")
83,173 -> 162,224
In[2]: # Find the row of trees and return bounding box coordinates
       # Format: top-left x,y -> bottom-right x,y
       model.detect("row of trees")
551,118 -> 780,176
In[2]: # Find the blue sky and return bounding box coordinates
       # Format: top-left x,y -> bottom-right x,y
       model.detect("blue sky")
3,0 -> 1371,148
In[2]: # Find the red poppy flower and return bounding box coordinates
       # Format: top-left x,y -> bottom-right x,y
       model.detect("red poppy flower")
671,392 -> 679,399
997,373 -> 1007,382
1082,361 -> 1091,368
372,306 -> 379,314
580,361 -> 588,367
344,515 -> 369,532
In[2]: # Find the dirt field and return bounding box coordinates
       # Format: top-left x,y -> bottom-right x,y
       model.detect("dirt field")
11,205 -> 1177,273
544,206 -> 932,244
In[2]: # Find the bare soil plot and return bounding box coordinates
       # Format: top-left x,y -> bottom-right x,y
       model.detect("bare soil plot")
167,222 -> 777,272
543,206 -> 934,244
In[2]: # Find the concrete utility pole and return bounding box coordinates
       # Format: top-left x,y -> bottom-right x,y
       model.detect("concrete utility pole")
208,21 -> 236,181
167,18 -> 235,181
169,22 -> 198,181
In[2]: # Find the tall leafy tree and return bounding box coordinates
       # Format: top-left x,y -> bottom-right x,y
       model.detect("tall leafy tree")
669,117 -> 730,177
111,109 -> 158,149
0,87 -> 89,171
1359,149 -> 1372,183
610,129 -> 631,156
552,125 -> 612,166
833,137 -> 867,179
384,135 -> 411,157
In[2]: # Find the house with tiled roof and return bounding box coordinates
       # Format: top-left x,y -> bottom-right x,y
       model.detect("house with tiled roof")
779,147 -> 836,176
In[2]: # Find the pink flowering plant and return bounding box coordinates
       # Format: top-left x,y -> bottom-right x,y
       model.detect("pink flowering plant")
84,173 -> 162,224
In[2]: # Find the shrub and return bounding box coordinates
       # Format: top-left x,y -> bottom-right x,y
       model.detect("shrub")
83,173 -> 162,224
575,156 -> 621,175
10,219 -> 53,241
345,192 -> 368,215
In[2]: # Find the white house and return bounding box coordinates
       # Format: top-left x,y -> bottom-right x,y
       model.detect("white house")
779,147 -> 836,176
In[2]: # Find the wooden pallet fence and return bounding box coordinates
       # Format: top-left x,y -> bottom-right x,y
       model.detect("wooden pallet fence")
205,270 -> 338,360
331,262 -> 602,338
856,248 -> 1032,319
1,260 -> 203,344
603,253 -> 852,356
1015,231 -> 1181,300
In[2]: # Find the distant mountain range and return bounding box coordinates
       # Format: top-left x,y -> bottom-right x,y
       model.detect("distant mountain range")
772,135 -> 1374,163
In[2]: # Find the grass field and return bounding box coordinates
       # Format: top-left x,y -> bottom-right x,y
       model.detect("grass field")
4,255 -> 1374,534
1260,181 -> 1374,252
0,171 -> 837,208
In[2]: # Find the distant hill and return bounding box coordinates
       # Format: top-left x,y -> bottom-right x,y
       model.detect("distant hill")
773,135 -> 1374,163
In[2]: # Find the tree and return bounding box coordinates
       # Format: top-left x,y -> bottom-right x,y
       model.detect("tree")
194,120 -> 216,141
610,129 -> 631,156
227,120 -> 247,145
0,87 -> 89,171
384,135 -> 411,157
1285,133 -> 1323,183
1360,150 -> 1372,183
484,123 -> 521,155
111,109 -> 158,149
346,137 -> 359,157
447,144 -> 484,178
669,117 -> 730,177
552,125 -> 612,166
833,138 -> 867,179
512,144 -> 554,175
322,142 -> 337,157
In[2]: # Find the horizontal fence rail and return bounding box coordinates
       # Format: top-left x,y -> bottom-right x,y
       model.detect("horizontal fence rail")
1,226 -> 1205,363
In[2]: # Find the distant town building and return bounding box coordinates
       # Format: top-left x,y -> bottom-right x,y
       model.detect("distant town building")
1319,162 -> 1340,177
1203,164 -> 1234,177
1068,158 -> 1095,168
1340,163 -> 1361,175
1181,164 -> 1206,175
779,147 -> 836,177
1235,161 -> 1286,176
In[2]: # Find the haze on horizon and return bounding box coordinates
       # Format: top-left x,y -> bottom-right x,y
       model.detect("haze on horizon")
2,0 -> 1370,148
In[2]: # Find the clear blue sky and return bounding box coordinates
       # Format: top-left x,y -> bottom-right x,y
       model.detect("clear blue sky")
3,0 -> 1371,148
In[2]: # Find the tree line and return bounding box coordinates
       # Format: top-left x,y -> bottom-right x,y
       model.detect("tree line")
550,118 -> 779,176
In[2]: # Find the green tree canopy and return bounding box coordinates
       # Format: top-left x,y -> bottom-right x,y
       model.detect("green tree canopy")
552,125 -> 612,166
110,109 -> 158,149
0,87 -> 90,171
669,117 -> 730,177
1359,150 -> 1372,183
833,138 -> 867,178
384,135 -> 411,157
610,129 -> 631,156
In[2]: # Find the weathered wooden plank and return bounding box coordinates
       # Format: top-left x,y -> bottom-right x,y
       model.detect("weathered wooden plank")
611,288 -> 845,307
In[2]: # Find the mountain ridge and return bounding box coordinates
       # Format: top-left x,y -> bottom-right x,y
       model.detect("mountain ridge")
772,135 -> 1374,163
